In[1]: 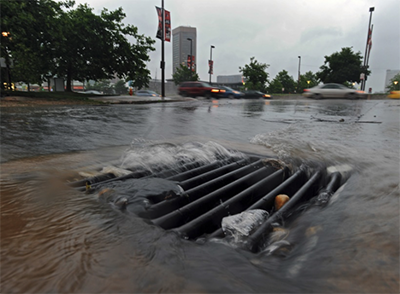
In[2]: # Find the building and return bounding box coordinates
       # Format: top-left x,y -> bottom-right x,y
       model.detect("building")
172,26 -> 197,75
216,74 -> 246,90
384,69 -> 400,91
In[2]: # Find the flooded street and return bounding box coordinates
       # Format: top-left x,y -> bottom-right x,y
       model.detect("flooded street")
1,98 -> 399,293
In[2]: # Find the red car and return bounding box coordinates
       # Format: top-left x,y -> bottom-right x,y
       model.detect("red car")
178,81 -> 221,98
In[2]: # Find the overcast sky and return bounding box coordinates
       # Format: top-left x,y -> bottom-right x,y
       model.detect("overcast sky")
73,0 -> 399,92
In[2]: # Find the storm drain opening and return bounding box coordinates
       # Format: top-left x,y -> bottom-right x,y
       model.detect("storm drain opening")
72,153 -> 349,253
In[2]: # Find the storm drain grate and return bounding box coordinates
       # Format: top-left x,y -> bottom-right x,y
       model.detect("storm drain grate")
72,155 -> 345,253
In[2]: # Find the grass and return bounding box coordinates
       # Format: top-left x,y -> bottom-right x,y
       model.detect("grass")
0,90 -> 106,104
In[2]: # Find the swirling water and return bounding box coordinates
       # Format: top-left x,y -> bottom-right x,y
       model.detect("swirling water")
1,99 -> 399,292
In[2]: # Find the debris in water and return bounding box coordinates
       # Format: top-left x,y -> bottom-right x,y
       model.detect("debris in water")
222,210 -> 269,243
275,194 -> 290,211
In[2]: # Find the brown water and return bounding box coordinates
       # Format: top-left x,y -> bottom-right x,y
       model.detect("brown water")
1,99 -> 399,293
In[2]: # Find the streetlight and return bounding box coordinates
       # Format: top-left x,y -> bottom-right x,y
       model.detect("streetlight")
298,56 -> 301,84
394,81 -> 399,90
209,45 -> 215,84
187,38 -> 193,78
361,7 -> 375,91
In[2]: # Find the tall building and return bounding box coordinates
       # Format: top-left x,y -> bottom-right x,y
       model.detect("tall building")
384,69 -> 400,91
172,26 -> 197,75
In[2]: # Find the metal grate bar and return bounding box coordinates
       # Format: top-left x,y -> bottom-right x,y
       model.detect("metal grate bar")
143,159 -> 266,219
152,165 -> 281,230
177,159 -> 250,190
174,168 -> 287,239
246,170 -> 322,252
207,169 -> 306,239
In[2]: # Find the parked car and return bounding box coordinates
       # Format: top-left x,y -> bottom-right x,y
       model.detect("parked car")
77,90 -> 102,95
387,90 -> 400,99
135,90 -> 161,97
218,86 -> 244,98
178,81 -> 221,98
242,90 -> 272,99
303,83 -> 366,99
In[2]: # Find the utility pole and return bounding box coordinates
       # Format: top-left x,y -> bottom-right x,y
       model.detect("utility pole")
298,56 -> 301,88
209,45 -> 215,84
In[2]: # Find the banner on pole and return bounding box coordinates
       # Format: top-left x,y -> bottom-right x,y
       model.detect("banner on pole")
156,7 -> 162,39
365,25 -> 373,68
156,7 -> 171,42
187,55 -> 196,70
367,26 -> 373,53
208,60 -> 214,74
165,10 -> 171,42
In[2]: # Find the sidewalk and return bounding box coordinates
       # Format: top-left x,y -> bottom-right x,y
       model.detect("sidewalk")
89,95 -> 195,104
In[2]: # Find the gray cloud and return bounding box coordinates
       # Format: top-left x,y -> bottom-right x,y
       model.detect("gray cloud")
300,27 -> 343,44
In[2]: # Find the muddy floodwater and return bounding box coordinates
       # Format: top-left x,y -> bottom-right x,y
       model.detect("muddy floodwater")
1,98 -> 399,293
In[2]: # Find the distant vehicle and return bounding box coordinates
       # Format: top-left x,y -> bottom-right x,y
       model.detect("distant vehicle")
178,81 -> 221,98
78,90 -> 102,95
387,90 -> 400,99
218,86 -> 244,98
135,90 -> 161,97
242,90 -> 272,99
303,83 -> 366,99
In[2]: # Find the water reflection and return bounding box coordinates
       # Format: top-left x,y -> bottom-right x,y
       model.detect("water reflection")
242,100 -> 264,117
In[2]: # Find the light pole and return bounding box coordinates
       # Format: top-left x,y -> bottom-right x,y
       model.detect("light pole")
361,7 -> 375,91
187,38 -> 193,79
394,81 -> 399,90
297,56 -> 301,84
161,0 -> 165,99
209,45 -> 215,84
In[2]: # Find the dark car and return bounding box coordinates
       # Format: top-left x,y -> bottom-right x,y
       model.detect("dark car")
243,90 -> 272,99
218,86 -> 244,98
178,81 -> 221,98
135,90 -> 161,97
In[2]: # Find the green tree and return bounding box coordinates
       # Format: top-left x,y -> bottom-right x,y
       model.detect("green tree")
1,0 -> 155,92
239,57 -> 269,92
267,79 -> 283,94
0,0 -> 65,89
54,3 -> 155,91
316,47 -> 369,84
114,80 -> 128,94
298,71 -> 319,91
268,70 -> 296,94
387,73 -> 400,92
172,64 -> 199,85
0,0 -> 73,88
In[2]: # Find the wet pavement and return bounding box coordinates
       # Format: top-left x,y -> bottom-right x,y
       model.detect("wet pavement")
90,94 -> 389,104
1,98 -> 399,293
88,94 -> 196,104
